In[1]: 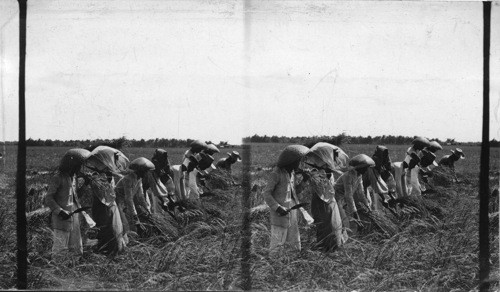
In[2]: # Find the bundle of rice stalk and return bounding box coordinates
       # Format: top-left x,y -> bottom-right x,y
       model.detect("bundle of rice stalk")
138,212 -> 179,240
394,195 -> 444,220
358,209 -> 399,238
80,171 -> 111,192
249,204 -> 269,223
431,166 -> 456,187
174,200 -> 205,226
26,207 -> 51,231
26,188 -> 46,213
205,169 -> 234,190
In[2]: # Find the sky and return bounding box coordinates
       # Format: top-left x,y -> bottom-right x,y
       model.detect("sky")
1,0 -> 499,145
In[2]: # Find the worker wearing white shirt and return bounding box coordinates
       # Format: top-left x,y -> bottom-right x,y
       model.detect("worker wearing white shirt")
403,137 -> 430,196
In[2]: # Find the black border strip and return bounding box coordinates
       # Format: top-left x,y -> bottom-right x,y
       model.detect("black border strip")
478,1 -> 491,291
16,0 -> 28,289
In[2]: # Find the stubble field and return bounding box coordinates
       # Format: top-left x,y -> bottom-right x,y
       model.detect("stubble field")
0,143 -> 498,290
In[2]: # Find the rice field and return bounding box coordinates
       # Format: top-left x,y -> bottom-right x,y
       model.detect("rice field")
0,143 -> 498,290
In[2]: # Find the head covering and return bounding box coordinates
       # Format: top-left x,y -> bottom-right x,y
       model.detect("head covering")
227,151 -> 242,161
349,154 -> 375,169
205,144 -> 220,155
60,148 -> 91,171
152,149 -> 169,167
451,148 -> 465,159
372,145 -> 390,165
427,141 -> 443,153
411,136 -> 431,150
420,149 -> 438,167
304,142 -> 349,171
373,145 -> 388,158
87,146 -> 129,173
129,157 -> 155,173
190,140 -> 208,153
276,145 -> 309,168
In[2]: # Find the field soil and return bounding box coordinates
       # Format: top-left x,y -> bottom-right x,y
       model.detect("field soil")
0,144 -> 498,291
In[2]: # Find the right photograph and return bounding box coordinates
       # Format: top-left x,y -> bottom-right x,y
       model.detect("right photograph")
240,0 -> 499,291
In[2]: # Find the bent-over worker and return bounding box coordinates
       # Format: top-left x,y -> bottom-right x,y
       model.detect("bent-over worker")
263,145 -> 309,253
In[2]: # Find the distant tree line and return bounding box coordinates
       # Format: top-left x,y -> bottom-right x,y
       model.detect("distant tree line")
1,136 -> 498,147
15,137 -> 230,149
243,134 -> 498,147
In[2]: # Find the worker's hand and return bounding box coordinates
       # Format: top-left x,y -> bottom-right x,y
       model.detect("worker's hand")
276,206 -> 289,216
58,210 -> 71,220
133,215 -> 147,234
351,211 -> 364,228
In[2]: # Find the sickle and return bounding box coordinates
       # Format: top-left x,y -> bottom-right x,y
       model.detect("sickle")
286,202 -> 309,213
69,206 -> 91,216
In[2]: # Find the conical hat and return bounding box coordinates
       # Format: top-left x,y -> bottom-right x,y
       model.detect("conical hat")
129,157 -> 155,172
59,148 -> 91,170
277,145 -> 309,168
349,154 -> 375,169
205,144 -> 220,155
411,136 -> 431,149
190,140 -> 208,153
427,141 -> 443,152
88,145 -> 129,173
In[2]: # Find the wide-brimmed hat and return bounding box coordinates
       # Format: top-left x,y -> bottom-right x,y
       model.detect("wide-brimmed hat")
349,154 -> 375,169
60,148 -> 91,170
129,157 -> 155,173
304,142 -> 348,171
411,136 -> 431,149
276,145 -> 309,168
451,148 -> 465,159
427,141 -> 443,153
87,146 -> 129,173
190,140 -> 208,153
420,149 -> 438,167
198,152 -> 216,171
205,144 -> 220,155
227,151 -> 242,161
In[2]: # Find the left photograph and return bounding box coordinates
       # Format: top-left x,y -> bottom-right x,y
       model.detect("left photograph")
0,1 -> 249,290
